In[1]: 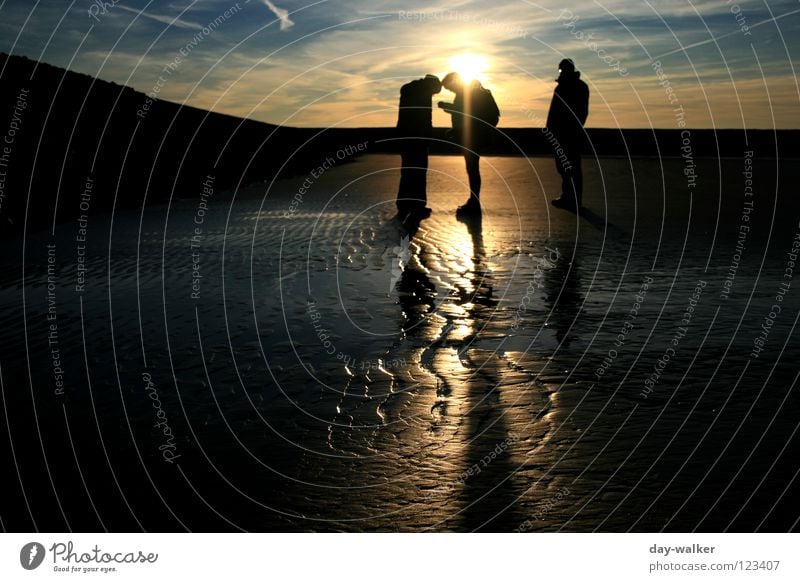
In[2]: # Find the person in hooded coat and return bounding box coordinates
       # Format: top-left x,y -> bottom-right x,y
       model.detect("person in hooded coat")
546,58 -> 589,211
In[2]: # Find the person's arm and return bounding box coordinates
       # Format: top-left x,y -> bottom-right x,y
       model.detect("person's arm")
438,101 -> 458,114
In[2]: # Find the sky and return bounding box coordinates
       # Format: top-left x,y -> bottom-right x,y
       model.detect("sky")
1,0 -> 799,128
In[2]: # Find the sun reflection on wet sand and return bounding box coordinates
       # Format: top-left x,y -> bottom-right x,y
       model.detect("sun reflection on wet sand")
387,207 -> 541,530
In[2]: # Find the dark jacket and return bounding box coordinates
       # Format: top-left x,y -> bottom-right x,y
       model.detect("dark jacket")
441,81 -> 499,149
546,71 -> 589,141
397,78 -> 439,138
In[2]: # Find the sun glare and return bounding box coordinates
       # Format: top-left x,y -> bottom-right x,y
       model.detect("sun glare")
446,53 -> 489,83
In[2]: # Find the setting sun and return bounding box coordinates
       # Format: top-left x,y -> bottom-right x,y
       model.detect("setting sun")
446,53 -> 489,83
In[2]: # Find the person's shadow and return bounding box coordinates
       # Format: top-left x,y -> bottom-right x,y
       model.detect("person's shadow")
558,204 -> 629,241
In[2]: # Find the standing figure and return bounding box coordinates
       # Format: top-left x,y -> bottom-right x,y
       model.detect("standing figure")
438,72 -> 500,215
396,74 -> 442,217
546,58 -> 589,212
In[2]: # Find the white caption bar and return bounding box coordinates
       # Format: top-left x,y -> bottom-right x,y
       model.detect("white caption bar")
1,533 -> 797,581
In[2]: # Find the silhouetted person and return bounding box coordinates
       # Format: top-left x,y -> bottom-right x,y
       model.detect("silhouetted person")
396,74 -> 442,218
546,59 -> 589,212
438,73 -> 500,215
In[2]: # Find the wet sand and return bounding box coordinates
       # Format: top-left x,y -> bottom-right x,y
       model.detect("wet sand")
1,154 -> 799,531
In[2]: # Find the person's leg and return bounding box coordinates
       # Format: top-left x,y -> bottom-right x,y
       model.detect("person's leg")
562,145 -> 582,208
465,151 -> 481,205
555,153 -> 568,197
397,148 -> 413,212
416,146 -> 429,209
571,151 -> 583,207
553,143 -> 580,210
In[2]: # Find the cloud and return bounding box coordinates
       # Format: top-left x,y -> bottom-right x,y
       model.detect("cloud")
653,6 -> 800,59
116,4 -> 203,30
4,0 -> 797,128
164,0 -> 799,128
261,0 -> 295,31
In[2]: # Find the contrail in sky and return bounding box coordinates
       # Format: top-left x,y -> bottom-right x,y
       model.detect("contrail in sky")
261,0 -> 295,31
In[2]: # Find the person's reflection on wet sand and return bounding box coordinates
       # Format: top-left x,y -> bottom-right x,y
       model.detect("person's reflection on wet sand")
456,212 -> 498,318
453,210 -> 526,531
542,245 -> 583,350
391,213 -> 436,339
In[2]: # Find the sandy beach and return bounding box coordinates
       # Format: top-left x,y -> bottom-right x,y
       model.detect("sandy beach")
1,153 -> 799,531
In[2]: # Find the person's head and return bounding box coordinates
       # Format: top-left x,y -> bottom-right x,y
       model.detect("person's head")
558,58 -> 576,76
441,72 -> 463,93
424,74 -> 442,94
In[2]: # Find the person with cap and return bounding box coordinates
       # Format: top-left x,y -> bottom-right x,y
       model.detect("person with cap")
396,74 -> 442,218
547,58 -> 589,212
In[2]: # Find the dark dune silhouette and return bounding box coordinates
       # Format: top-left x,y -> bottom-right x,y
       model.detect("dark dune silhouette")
0,53 -> 369,232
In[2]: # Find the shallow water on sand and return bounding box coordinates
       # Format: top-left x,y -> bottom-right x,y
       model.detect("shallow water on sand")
2,154 -> 799,531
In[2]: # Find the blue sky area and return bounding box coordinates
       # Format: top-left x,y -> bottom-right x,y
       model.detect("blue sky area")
1,0 -> 798,128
